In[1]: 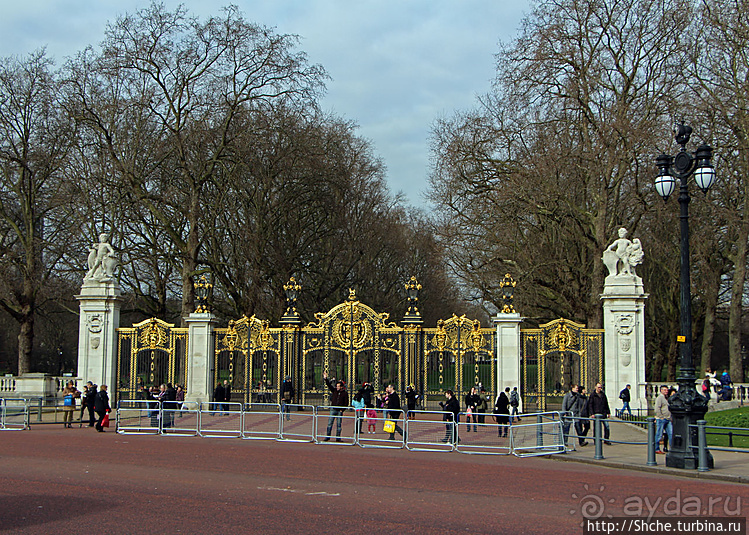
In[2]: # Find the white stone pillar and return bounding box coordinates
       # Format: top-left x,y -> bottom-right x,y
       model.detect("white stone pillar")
184,312 -> 217,404
76,281 -> 122,391
493,312 -> 523,410
601,276 -> 648,412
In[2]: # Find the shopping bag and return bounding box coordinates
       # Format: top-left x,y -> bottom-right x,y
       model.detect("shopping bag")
383,420 -> 396,433
101,413 -> 110,428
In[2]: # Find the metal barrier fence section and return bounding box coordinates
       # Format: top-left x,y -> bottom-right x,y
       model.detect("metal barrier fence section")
510,416 -> 565,457
357,408 -> 405,449
111,404 -> 567,458
404,410 -> 455,452
116,400 -> 161,434
1,398 -> 29,430
198,402 -> 243,438
161,402 -> 199,437
242,403 -> 281,440
314,405 -> 357,445
279,404 -> 315,442
456,412 -> 512,455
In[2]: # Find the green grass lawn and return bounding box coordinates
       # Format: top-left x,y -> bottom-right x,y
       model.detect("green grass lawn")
705,406 -> 749,449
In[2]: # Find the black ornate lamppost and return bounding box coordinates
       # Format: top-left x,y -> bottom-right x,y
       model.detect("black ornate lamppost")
194,273 -> 213,313
654,122 -> 716,469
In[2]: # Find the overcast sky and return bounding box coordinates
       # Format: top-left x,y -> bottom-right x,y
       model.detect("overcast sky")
0,1 -> 532,208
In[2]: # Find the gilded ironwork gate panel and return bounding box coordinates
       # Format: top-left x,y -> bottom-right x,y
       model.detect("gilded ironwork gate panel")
421,315 -> 496,408
521,318 -> 603,412
215,316 -> 283,404
116,318 -> 188,401
301,290 -> 403,406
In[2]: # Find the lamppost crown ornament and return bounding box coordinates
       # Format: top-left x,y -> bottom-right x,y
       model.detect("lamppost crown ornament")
499,273 -> 517,314
655,121 -> 715,202
194,273 -> 213,313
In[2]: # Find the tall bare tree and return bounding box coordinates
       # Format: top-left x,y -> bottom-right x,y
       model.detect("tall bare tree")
67,3 -> 326,323
0,50 -> 76,373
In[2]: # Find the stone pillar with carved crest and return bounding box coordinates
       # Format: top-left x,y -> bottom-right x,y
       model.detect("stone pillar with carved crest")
76,278 -> 122,391
601,230 -> 648,413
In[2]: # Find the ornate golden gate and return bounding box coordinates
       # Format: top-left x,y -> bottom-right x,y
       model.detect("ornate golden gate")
300,289 -> 404,406
422,315 -> 496,406
116,318 -> 189,400
520,318 -> 603,411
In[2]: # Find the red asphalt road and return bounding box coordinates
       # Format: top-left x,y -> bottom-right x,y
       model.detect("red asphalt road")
1,427 -> 747,534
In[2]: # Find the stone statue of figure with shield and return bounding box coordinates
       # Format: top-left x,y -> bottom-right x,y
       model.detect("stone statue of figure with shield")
84,233 -> 118,283
602,227 -> 644,278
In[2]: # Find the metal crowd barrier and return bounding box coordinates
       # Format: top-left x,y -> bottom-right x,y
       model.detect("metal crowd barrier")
110,402 -> 568,458
242,403 -> 281,440
456,412 -> 512,455
116,400 -> 161,434
279,403 -> 315,442
161,402 -> 199,436
199,402 -> 243,438
405,410 -> 455,452
510,412 -> 565,457
1,398 -> 29,430
357,407 -> 405,449
314,405 -> 357,445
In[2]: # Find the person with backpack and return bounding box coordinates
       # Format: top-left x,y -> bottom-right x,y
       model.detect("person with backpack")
618,384 -> 632,417
509,387 -> 521,422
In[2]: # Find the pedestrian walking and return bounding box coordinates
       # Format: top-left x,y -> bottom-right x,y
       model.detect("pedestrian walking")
509,387 -> 521,422
585,383 -> 612,445
618,384 -> 632,417
654,385 -> 673,454
493,387 -> 510,437
94,384 -> 111,432
440,390 -> 460,444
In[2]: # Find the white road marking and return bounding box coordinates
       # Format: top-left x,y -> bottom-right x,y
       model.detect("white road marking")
258,486 -> 340,497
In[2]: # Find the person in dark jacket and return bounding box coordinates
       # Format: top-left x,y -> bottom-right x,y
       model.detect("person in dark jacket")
585,383 -> 611,444
385,384 -> 405,440
440,390 -> 460,443
575,386 -> 590,445
323,371 -> 349,441
222,380 -> 232,412
618,384 -> 632,417
494,387 -> 511,437
361,382 -> 374,407
464,387 -> 480,432
85,381 -> 97,427
213,382 -> 225,415
94,384 -> 111,432
281,376 -> 295,420
404,385 -> 419,419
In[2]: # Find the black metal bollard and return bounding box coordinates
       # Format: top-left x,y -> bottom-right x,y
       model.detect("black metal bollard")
536,414 -> 543,448
647,417 -> 656,466
594,414 -> 604,460
697,419 -> 709,472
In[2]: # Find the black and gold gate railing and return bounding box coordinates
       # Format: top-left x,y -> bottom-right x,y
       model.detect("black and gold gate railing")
520,318 -> 603,412
421,315 -> 496,408
116,318 -> 188,401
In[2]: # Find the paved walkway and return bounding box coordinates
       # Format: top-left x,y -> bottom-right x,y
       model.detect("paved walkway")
553,418 -> 749,483
14,407 -> 749,483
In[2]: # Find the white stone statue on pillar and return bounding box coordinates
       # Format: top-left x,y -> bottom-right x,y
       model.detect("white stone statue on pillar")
84,233 -> 119,283
601,227 -> 647,414
602,227 -> 644,279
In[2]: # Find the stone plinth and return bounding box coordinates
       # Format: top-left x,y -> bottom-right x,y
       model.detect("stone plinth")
184,312 -> 217,404
76,280 -> 122,391
601,274 -> 648,412
493,312 -> 522,410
